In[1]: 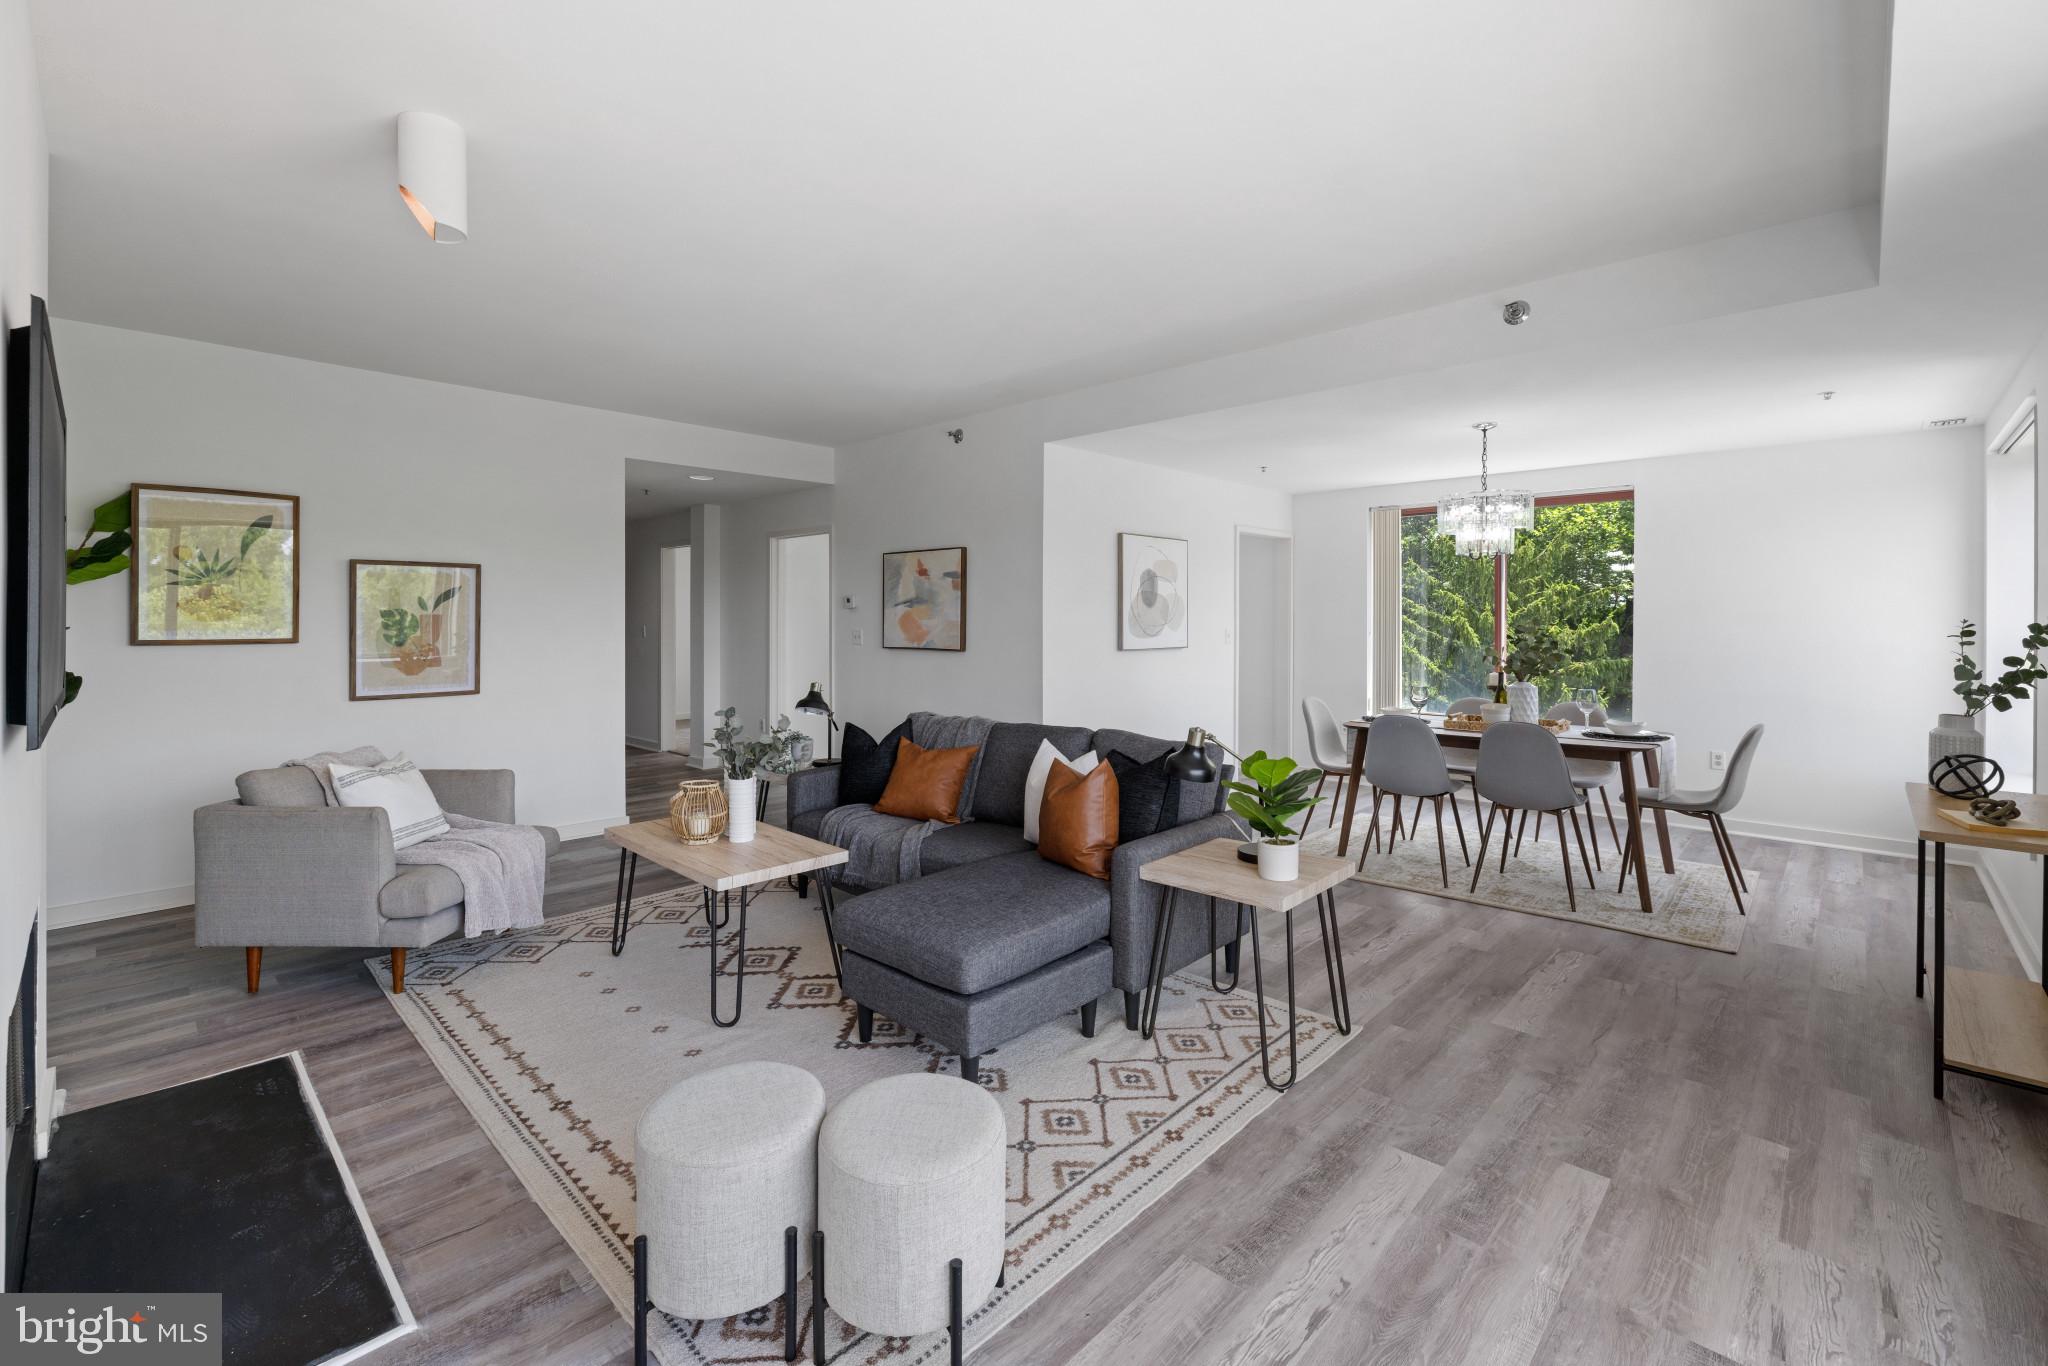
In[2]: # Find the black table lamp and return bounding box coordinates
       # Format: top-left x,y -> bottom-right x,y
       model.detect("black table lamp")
1169,726 -> 1264,861
795,683 -> 839,764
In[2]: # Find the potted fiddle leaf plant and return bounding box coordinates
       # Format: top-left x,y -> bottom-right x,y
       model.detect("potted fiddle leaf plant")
1224,751 -> 1324,881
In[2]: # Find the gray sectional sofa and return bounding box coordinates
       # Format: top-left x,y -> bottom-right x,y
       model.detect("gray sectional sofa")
785,718 -> 1246,1080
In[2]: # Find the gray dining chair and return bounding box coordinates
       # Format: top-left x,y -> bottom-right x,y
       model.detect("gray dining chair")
1544,701 -> 1620,860
1301,696 -> 1362,832
1470,722 -> 1597,911
1442,696 -> 1489,819
1359,713 -> 1468,886
1618,724 -> 1764,915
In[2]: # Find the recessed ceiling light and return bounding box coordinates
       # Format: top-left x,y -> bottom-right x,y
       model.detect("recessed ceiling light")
689,474 -> 714,482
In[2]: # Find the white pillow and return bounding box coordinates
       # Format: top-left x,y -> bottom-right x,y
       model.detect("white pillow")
329,753 -> 449,850
1022,738 -> 1100,843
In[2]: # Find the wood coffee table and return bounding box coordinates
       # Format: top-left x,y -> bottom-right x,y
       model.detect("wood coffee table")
1137,838 -> 1355,1090
603,821 -> 849,1027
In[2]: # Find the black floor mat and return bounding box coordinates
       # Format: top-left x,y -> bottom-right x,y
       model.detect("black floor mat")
22,1054 -> 407,1365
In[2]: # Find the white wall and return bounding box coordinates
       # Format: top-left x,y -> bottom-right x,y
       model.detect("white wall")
45,323 -> 827,916
0,0 -> 49,1262
1293,427 -> 1983,850
624,510 -> 689,748
1041,443 -> 1292,744
832,404 -> 1046,733
719,486 -> 833,739
772,532 -> 834,756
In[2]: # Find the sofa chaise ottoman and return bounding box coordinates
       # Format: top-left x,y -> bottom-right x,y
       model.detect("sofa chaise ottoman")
787,719 -> 1248,1079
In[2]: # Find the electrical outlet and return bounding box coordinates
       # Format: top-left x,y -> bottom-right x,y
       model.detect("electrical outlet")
851,627 -> 865,646
1709,750 -> 1726,771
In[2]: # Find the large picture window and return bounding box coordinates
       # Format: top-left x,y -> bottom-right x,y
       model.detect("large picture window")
1398,491 -> 1635,718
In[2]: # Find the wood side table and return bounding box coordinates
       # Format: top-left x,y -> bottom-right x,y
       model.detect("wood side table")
1907,782 -> 2048,1098
604,821 -> 849,1027
1137,838 -> 1355,1090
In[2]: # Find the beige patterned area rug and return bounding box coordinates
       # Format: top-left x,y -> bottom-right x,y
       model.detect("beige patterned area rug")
1303,812 -> 1746,953
372,884 -> 1351,1365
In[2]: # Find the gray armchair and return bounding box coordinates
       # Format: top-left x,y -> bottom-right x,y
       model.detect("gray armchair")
194,765 -> 560,994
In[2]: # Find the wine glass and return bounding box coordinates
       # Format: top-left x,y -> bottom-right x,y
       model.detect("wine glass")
1408,677 -> 1432,715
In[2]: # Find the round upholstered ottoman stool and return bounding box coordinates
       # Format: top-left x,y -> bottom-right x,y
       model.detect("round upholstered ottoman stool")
812,1073 -> 1006,1366
633,1062 -> 826,1365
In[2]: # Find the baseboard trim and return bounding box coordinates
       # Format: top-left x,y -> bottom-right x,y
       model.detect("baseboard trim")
50,885 -> 195,928
1719,816 -> 1918,860
624,734 -> 661,753
555,815 -> 626,842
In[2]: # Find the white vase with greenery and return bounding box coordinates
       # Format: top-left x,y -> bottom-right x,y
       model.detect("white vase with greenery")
1938,620 -> 2048,770
712,708 -> 800,845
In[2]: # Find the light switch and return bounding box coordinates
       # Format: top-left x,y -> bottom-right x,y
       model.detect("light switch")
851,627 -> 865,646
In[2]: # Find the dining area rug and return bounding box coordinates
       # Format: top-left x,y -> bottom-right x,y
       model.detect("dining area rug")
370,883 -> 1353,1365
1303,817 -> 1746,953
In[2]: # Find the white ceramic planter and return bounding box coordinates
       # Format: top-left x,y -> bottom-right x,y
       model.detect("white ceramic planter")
724,776 -> 757,843
1256,838 -> 1299,882
1927,713 -> 1983,774
1507,681 -> 1540,724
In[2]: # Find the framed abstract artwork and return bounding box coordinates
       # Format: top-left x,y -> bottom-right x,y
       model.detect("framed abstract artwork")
131,484 -> 300,645
881,546 -> 965,650
1118,532 -> 1188,650
349,560 -> 481,700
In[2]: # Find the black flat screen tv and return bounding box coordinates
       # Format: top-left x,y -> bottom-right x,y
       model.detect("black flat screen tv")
7,295 -> 66,750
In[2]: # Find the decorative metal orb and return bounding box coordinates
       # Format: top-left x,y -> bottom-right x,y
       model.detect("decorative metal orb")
1929,753 -> 2004,800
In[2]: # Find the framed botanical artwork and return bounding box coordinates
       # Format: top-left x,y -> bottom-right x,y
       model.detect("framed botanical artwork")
130,484 -> 300,644
881,546 -> 965,650
1118,532 -> 1189,650
349,560 -> 481,700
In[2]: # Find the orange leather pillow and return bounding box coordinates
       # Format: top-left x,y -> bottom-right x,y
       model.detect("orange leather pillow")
1038,761 -> 1120,880
873,737 -> 978,824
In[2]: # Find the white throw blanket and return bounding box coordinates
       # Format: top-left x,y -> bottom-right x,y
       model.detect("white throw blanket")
398,812 -> 547,936
287,746 -> 547,936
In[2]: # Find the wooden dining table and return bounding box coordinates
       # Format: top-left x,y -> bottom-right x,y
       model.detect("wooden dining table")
1336,715 -> 1676,915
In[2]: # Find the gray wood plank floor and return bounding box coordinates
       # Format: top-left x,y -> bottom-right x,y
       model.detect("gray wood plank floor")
44,750 -> 2048,1365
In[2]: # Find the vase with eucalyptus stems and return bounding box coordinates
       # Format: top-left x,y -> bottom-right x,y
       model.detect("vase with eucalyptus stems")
710,709 -> 800,843
1935,619 -> 2048,769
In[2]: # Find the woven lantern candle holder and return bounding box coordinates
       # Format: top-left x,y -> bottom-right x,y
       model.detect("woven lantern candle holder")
669,780 -> 728,844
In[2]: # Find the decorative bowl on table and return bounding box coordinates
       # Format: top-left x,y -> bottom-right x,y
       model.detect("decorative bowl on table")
1444,713 -> 1490,733
1538,717 -> 1571,734
1607,720 -> 1648,736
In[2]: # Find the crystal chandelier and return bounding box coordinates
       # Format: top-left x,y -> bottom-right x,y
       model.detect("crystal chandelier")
1437,421 -> 1534,557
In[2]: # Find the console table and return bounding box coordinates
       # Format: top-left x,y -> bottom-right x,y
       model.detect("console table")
604,821 -> 848,1027
1908,782 -> 2048,1099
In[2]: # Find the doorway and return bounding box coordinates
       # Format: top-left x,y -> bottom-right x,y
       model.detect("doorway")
769,531 -> 833,761
1235,528 -> 1293,758
660,546 -> 693,754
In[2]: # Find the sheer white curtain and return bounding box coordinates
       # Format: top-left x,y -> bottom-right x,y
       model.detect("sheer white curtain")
1369,504 -> 1402,714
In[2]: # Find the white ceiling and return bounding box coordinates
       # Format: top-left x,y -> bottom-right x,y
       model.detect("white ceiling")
1067,0 -> 2048,492
31,0 -> 1886,447
624,459 -> 820,522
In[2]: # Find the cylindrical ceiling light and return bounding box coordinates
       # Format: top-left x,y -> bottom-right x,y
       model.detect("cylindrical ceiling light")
396,111 -> 468,243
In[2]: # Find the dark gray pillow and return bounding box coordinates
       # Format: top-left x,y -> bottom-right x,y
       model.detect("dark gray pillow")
839,719 -> 909,806
1108,750 -> 1180,842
